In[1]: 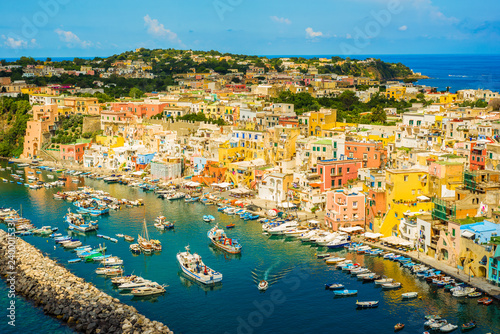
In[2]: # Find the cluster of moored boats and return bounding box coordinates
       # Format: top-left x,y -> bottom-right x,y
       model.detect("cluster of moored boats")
321,242 -> 492,332
0,208 -> 36,233
216,205 -> 260,221
54,187 -> 144,214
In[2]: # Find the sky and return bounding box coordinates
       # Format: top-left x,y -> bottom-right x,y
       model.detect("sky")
1,0 -> 499,58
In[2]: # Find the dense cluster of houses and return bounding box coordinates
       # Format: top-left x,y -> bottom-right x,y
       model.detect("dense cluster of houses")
8,56 -> 500,287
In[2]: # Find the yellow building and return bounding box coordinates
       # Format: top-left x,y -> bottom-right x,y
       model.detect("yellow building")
218,140 -> 244,167
428,161 -> 464,198
380,169 -> 433,236
96,135 -> 125,148
384,86 -> 406,100
309,109 -> 337,136
267,126 -> 300,162
56,97 -> 99,115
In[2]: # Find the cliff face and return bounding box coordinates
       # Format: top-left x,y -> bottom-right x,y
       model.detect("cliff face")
0,230 -> 173,334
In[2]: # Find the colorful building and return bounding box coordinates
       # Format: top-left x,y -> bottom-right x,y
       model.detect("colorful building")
325,189 -> 366,231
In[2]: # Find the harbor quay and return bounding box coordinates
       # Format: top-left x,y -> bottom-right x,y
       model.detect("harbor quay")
362,238 -> 500,301
0,229 -> 173,334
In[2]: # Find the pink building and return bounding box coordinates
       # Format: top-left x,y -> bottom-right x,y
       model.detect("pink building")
345,141 -> 386,169
110,102 -> 168,118
317,159 -> 362,192
22,105 -> 59,159
60,142 -> 91,162
325,189 -> 366,231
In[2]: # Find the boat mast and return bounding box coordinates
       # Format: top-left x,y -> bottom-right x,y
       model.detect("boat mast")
143,218 -> 149,241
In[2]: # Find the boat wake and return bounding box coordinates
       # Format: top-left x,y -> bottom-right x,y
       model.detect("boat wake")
251,263 -> 294,286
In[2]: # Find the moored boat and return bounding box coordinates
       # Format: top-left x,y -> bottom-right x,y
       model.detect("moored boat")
258,280 -> 268,291
207,224 -> 242,254
402,292 -> 418,299
356,300 -> 379,308
333,289 -> 357,297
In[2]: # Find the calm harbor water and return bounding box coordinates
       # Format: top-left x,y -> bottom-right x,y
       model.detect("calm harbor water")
0,162 -> 499,334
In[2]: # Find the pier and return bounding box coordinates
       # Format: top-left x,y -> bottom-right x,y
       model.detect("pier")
0,230 -> 173,334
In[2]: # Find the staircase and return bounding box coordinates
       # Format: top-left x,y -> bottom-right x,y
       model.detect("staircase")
39,140 -> 59,163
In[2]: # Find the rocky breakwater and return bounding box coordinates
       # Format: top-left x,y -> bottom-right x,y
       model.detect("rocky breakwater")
0,230 -> 172,334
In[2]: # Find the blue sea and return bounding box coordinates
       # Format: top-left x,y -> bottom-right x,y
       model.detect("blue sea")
2,54 -> 499,92
0,162 -> 499,334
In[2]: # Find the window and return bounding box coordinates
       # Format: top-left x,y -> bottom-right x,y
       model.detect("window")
323,147 -> 326,152
334,142 -> 337,149
353,201 -> 358,208
334,152 -> 337,159
347,168 -> 350,173
378,181 -> 382,188
404,175 -> 408,181
412,190 -> 415,195
338,179 -> 342,186
452,229 -> 455,237
338,167 -> 342,174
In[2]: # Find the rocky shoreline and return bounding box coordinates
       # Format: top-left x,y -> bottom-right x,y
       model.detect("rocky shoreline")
0,230 -> 172,334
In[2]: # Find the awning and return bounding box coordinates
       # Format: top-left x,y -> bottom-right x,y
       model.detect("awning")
185,181 -> 201,187
339,226 -> 364,233
381,236 -> 413,246
363,232 -> 384,239
417,195 -> 430,201
278,202 -> 296,208
308,220 -> 321,225
461,230 -> 475,238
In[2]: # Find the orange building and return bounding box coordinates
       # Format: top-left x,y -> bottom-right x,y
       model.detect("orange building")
22,105 -> 59,159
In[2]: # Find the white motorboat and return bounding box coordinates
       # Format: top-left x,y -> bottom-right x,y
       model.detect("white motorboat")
118,277 -> 152,290
374,277 -> 394,285
131,284 -> 166,296
326,235 -> 351,249
298,229 -> 320,242
382,282 -> 401,290
439,324 -> 458,333
177,246 -> 222,284
282,226 -> 309,238
101,256 -> 123,266
429,320 -> 448,330
267,221 -> 299,235
325,257 -> 345,265
62,241 -> 83,249
402,292 -> 418,299
315,233 -> 339,246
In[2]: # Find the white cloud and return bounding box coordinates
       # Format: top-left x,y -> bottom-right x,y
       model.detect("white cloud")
55,29 -> 92,48
411,0 -> 459,24
2,36 -> 36,49
346,33 -> 352,39
144,15 -> 182,44
305,27 -> 323,39
270,16 -> 291,24
399,25 -> 408,31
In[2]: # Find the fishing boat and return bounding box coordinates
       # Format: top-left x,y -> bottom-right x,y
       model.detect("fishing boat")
478,297 -> 493,305
167,192 -> 185,201
325,257 -> 345,265
402,292 -> 418,299
207,224 -> 242,254
101,256 -> 123,266
65,209 -> 98,232
176,245 -> 223,285
461,321 -> 476,331
334,289 -> 358,297
184,195 -> 199,203
68,258 -> 81,263
62,240 -> 83,249
203,215 -> 212,222
325,283 -> 344,290
95,266 -> 123,276
131,283 -> 166,296
226,223 -> 235,229
428,320 -> 448,330
382,282 -> 401,290
356,300 -> 379,309
258,280 -> 269,291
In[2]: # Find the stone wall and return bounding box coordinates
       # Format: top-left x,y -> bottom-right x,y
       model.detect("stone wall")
0,230 -> 172,334
83,117 -> 101,134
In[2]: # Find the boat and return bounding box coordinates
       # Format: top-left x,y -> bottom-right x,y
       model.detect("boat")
68,258 -> 81,263
452,287 -> 475,297
116,234 -> 124,238
207,224 -> 242,254
177,245 -> 223,285
95,266 -> 124,276
130,244 -> 141,254
124,235 -> 135,242
402,292 -> 418,299
101,256 -> 123,266
461,321 -> 476,331
439,324 -> 458,332
468,291 -> 482,298
429,320 -> 448,330
479,297 -> 493,305
62,241 -> 83,249
65,209 -> 98,232
226,223 -> 235,229
203,215 -> 212,222
333,289 -> 358,297
325,257 -> 346,265
258,280 -> 268,291
267,221 -> 298,235
356,300 -> 379,308
138,219 -> 154,253
382,282 -> 401,290
325,283 -> 344,290
118,277 -> 152,290
154,216 -> 174,230
394,323 -> 404,331
131,284 -> 166,296
167,192 -> 185,201
326,235 -> 351,249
